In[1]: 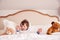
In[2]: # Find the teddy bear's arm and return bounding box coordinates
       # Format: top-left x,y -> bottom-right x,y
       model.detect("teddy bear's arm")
47,27 -> 53,35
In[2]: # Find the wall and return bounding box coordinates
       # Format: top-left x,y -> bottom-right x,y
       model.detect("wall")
0,0 -> 60,20
0,0 -> 59,10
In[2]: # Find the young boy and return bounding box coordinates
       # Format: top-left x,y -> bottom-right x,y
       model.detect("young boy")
16,19 -> 29,32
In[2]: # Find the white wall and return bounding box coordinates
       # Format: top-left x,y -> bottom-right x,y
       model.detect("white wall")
0,0 -> 60,20
0,0 -> 59,10
57,0 -> 60,19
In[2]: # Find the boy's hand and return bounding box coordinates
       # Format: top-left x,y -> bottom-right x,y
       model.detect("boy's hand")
16,25 -> 20,31
37,28 -> 42,34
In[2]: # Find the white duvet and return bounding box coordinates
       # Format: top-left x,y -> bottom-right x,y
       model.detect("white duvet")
1,19 -> 60,40
0,33 -> 60,40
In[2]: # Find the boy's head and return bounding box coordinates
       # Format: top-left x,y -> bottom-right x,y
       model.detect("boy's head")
20,19 -> 29,31
51,21 -> 60,29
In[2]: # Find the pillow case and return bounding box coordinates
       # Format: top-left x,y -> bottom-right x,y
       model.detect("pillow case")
52,32 -> 60,35
28,25 -> 51,34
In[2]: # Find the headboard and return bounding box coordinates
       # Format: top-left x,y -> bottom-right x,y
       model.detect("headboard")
0,9 -> 59,29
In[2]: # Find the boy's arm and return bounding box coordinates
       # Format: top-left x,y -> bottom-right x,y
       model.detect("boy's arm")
16,25 -> 21,32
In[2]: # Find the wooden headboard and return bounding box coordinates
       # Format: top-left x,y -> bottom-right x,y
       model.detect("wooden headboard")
0,9 -> 59,29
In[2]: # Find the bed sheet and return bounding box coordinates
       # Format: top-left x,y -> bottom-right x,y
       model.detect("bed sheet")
0,33 -> 60,40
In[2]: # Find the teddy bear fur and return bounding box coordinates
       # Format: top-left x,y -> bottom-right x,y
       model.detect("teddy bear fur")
47,21 -> 60,35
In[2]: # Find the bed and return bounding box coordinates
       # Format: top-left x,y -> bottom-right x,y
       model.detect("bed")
0,9 -> 60,40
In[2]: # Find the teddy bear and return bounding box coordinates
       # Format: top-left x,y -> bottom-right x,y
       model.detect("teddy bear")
47,21 -> 60,35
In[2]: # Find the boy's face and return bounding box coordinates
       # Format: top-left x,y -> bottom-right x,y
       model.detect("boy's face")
21,23 -> 28,31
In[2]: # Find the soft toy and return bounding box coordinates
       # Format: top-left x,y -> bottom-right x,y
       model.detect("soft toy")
2,19 -> 17,35
47,21 -> 60,35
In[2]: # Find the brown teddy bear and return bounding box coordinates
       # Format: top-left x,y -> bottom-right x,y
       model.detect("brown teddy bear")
47,21 -> 60,35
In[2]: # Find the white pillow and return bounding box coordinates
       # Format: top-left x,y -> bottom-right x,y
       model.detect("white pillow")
28,25 -> 51,34
29,25 -> 41,33
41,25 -> 51,34
52,32 -> 60,35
